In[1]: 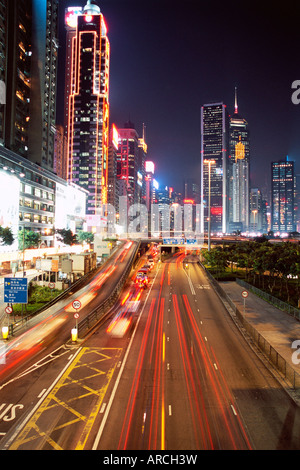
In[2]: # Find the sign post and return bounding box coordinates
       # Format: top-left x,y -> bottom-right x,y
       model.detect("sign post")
241,290 -> 248,315
71,300 -> 81,342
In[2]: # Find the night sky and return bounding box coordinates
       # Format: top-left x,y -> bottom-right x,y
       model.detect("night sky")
57,0 -> 300,199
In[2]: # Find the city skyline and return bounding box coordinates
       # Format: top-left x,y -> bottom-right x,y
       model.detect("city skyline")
57,0 -> 300,197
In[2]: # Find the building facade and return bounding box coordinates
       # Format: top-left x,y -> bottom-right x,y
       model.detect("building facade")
271,159 -> 295,233
0,145 -> 86,250
116,121 -> 147,207
66,0 -> 110,216
228,89 -> 250,232
200,102 -> 229,234
0,0 -> 58,170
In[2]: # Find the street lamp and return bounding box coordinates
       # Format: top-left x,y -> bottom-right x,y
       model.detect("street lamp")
204,159 -> 215,251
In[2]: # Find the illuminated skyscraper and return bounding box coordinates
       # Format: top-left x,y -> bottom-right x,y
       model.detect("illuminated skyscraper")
271,158 -> 295,233
200,102 -> 229,233
228,89 -> 250,231
1,0 -> 58,170
67,0 -> 110,215
116,121 -> 147,207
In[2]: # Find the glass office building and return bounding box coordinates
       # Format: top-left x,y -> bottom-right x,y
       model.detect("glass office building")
200,102 -> 229,233
271,159 -> 295,233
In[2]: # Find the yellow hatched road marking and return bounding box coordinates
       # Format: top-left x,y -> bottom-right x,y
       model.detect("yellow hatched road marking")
9,347 -> 122,450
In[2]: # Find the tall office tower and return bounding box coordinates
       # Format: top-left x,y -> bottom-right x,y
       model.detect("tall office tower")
67,0 -> 110,215
64,6 -> 83,139
271,158 -> 295,233
3,0 -> 32,157
200,102 -> 229,234
138,123 -> 147,204
184,178 -> 200,204
228,89 -> 250,232
296,174 -> 300,232
116,121 -> 141,207
249,187 -> 263,232
107,123 -> 119,211
1,0 -> 58,168
0,0 -> 7,144
144,160 -> 155,211
28,0 -> 59,170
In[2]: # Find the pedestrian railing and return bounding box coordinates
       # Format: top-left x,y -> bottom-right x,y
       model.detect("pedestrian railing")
236,278 -> 300,321
199,263 -> 300,391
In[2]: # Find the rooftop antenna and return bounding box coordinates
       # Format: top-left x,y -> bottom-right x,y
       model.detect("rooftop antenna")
234,86 -> 238,114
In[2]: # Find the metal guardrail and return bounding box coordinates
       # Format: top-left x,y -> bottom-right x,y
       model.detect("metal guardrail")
199,263 -> 300,390
236,278 -> 300,321
77,241 -> 140,337
8,265 -> 102,337
7,241 -> 134,337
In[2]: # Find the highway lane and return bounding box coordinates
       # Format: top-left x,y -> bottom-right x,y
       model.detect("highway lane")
2,250 -> 300,449
95,252 -> 300,450
0,240 -> 138,387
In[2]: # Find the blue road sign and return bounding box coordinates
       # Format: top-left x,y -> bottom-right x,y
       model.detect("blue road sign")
4,278 -> 28,304
163,238 -> 185,245
186,238 -> 197,245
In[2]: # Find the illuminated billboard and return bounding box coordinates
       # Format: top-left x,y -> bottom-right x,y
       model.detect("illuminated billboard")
0,172 -> 20,252
55,182 -> 86,235
145,161 -> 155,174
112,124 -> 119,150
65,7 -> 83,29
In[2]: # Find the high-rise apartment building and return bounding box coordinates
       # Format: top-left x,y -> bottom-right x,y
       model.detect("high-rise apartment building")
200,102 -> 229,234
271,158 -> 295,233
0,0 -> 58,170
2,0 -> 32,157
228,89 -> 250,232
0,0 -> 7,144
66,0 -> 110,215
29,0 -> 58,170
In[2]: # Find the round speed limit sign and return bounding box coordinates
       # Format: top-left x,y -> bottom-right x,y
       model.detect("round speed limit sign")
72,300 -> 81,310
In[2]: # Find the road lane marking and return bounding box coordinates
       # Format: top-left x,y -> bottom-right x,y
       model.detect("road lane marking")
100,403 -> 106,414
3,346 -> 83,450
7,348 -> 122,450
231,405 -> 237,416
92,262 -> 161,450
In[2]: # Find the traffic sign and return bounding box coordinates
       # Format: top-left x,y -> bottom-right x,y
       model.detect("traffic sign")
4,278 -> 28,304
48,282 -> 55,289
241,290 -> 249,298
72,300 -> 81,310
74,313 -> 80,319
5,306 -> 13,314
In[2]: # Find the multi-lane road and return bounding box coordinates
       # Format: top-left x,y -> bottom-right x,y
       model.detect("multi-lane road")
0,247 -> 300,450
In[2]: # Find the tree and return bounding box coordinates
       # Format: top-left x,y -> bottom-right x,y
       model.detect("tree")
203,246 -> 228,278
55,228 -> 77,246
0,226 -> 14,246
18,229 -> 41,250
77,231 -> 94,245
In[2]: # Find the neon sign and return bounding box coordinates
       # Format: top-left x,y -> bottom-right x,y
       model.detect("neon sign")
65,7 -> 82,28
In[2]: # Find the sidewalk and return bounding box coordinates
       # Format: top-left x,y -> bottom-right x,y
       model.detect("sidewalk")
219,280 -> 300,389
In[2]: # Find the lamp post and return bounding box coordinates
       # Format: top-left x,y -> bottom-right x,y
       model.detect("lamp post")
204,160 -> 215,251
